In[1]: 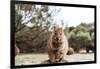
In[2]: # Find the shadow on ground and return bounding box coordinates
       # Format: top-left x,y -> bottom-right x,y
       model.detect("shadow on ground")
41,59 -> 69,64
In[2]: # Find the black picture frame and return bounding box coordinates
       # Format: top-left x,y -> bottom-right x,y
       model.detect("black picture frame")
10,0 -> 97,69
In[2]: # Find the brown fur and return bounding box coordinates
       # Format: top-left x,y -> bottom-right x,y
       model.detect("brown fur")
48,26 -> 68,63
67,47 -> 74,55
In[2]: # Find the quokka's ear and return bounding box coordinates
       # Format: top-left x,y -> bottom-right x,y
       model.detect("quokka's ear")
53,24 -> 59,29
53,25 -> 64,31
53,26 -> 58,31
53,26 -> 56,29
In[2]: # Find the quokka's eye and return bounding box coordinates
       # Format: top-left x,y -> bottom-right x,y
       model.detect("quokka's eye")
55,33 -> 57,35
60,33 -> 62,35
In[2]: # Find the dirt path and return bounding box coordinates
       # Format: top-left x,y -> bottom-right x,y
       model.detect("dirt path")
15,53 -> 94,65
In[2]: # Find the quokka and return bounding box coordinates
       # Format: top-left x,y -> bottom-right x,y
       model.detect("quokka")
48,26 -> 68,63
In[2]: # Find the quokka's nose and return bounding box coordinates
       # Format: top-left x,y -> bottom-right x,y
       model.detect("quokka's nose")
56,38 -> 60,40
56,38 -> 58,40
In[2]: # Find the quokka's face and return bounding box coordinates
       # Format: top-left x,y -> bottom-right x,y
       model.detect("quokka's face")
52,27 -> 64,44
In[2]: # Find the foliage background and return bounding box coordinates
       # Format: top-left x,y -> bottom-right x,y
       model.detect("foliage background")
15,4 -> 95,53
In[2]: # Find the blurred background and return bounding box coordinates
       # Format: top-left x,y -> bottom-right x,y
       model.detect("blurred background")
15,4 -> 95,65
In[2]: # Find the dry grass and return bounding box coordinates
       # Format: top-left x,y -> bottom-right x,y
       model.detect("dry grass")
15,53 -> 94,65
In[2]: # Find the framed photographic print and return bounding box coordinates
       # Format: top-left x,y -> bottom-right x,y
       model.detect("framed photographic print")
10,0 -> 96,68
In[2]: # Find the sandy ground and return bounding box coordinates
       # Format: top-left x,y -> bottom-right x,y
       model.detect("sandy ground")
15,53 -> 94,65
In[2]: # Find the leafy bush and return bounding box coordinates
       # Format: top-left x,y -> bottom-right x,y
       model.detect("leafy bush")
65,23 -> 94,53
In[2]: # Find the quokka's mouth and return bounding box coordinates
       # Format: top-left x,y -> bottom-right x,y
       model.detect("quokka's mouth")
52,41 -> 63,45
57,40 -> 63,44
